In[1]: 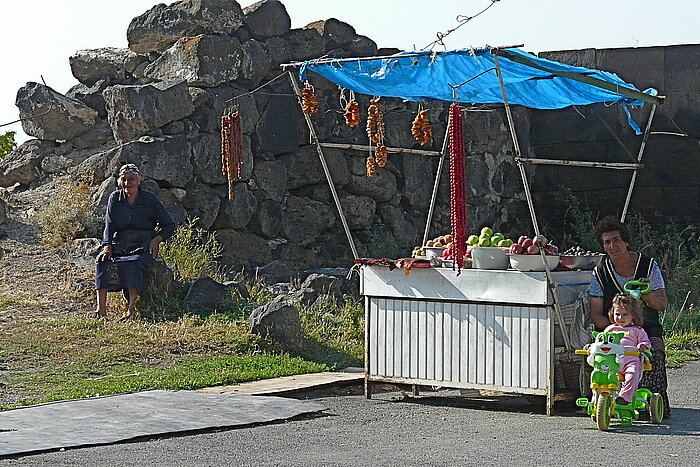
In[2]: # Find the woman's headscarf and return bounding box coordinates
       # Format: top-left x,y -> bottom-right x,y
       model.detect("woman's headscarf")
118,164 -> 140,176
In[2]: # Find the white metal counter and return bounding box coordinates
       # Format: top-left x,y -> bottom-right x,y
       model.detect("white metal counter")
361,265 -> 591,415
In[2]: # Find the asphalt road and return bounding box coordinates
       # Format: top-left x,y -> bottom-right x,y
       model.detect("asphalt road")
2,361 -> 699,466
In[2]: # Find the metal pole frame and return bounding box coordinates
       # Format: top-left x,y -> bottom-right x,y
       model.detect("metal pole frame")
287,70 -> 360,260
621,105 -> 657,223
422,118 -> 452,247
493,54 -> 573,355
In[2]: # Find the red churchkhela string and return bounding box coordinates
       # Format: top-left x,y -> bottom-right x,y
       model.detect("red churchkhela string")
448,103 -> 467,272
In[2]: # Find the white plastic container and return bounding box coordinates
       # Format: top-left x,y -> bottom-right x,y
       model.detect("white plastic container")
471,246 -> 509,270
509,254 -> 560,272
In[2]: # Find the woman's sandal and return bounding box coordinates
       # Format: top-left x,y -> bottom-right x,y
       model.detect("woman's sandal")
88,311 -> 107,319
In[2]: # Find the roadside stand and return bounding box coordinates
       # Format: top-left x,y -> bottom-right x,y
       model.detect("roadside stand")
270,46 -> 662,415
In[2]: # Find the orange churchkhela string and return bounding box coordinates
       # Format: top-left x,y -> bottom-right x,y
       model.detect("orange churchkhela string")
221,111 -> 244,200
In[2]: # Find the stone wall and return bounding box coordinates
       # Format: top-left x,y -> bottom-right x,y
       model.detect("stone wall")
1,0 -> 696,272
528,44 -> 700,230
0,0 -> 525,272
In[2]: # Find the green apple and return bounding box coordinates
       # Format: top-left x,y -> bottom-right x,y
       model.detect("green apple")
481,227 -> 493,237
467,235 -> 479,246
497,239 -> 513,247
491,233 -> 505,244
478,237 -> 491,247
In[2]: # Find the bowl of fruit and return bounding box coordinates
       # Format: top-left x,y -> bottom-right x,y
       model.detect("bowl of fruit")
558,246 -> 604,270
468,227 -> 514,270
507,235 -> 560,271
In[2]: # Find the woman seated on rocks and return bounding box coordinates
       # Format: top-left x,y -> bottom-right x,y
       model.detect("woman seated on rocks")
93,164 -> 175,320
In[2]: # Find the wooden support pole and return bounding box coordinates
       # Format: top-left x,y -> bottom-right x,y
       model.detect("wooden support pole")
494,54 -> 573,357
516,158 -> 643,170
621,105 -> 657,223
287,71 -> 360,259
319,142 -> 442,157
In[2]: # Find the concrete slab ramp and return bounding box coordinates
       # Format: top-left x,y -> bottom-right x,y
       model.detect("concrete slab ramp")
0,390 -> 325,457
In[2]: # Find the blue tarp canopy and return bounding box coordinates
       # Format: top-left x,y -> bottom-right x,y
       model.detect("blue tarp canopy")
296,47 -> 659,133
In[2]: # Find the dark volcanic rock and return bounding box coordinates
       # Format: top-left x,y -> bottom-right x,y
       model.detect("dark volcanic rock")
0,139 -> 56,187
182,183 -> 221,229
243,0 -> 291,40
15,82 -> 99,141
183,276 -> 229,309
305,18 -> 356,49
102,80 -> 194,144
284,28 -> 325,61
127,0 -> 245,54
143,35 -> 244,87
66,78 -> 111,119
69,48 -> 147,86
249,300 -> 301,350
215,183 -> 259,229
280,196 -> 336,245
251,160 -> 286,202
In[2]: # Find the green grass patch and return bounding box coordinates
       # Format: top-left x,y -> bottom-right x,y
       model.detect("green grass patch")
666,330 -> 700,368
1,354 -> 327,409
0,314 -> 332,409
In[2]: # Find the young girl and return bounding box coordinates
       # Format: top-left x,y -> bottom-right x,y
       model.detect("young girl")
604,293 -> 652,405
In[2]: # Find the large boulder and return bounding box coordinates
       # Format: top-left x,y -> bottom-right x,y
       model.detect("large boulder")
127,0 -> 245,54
255,94 -> 300,154
15,82 -> 99,141
0,139 -> 56,187
216,228 -> 272,267
240,39 -> 271,87
251,160 -> 286,202
183,276 -> 229,309
305,18 -> 356,50
181,183 -> 221,229
214,183 -> 258,229
344,164 -> 398,203
143,35 -> 244,87
191,133 -> 227,185
255,259 -> 292,285
69,48 -> 147,86
283,28 -> 325,61
66,78 -> 111,119
78,135 -> 193,188
248,199 -> 282,238
277,146 -> 349,190
339,194 -> 376,230
102,80 -> 194,143
243,0 -> 291,39
0,197 -> 6,224
249,301 -> 301,350
280,196 -> 336,245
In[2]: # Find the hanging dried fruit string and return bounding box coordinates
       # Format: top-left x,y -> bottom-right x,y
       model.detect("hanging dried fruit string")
221,110 -> 244,200
366,97 -> 386,176
301,81 -> 320,115
448,103 -> 467,272
411,104 -> 432,145
341,88 -> 360,127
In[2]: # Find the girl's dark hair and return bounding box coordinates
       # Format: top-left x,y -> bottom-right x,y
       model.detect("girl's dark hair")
594,216 -> 631,247
609,293 -> 644,327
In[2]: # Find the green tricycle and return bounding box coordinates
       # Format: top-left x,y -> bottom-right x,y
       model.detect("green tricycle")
575,333 -> 663,430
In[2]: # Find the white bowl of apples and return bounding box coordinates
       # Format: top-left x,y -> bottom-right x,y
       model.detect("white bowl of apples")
508,235 -> 560,272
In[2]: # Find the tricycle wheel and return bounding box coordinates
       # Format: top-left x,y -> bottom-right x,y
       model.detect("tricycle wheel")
650,393 -> 664,423
595,393 -> 612,431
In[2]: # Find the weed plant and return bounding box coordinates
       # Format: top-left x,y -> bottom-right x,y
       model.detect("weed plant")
33,179 -> 94,247
160,217 -> 224,282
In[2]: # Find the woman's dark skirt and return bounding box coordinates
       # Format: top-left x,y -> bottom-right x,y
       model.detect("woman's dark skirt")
95,253 -> 154,293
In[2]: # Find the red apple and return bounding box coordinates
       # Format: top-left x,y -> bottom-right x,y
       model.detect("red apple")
522,238 -> 533,249
518,235 -> 528,245
527,245 -> 540,255
512,244 -> 524,254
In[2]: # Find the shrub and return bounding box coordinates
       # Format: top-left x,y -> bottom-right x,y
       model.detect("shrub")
33,179 -> 94,247
160,217 -> 224,282
0,131 -> 16,158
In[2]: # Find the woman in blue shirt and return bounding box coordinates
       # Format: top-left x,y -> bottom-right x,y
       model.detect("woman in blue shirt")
93,164 -> 176,320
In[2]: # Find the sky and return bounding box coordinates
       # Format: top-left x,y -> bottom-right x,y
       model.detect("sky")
1,0 -> 698,144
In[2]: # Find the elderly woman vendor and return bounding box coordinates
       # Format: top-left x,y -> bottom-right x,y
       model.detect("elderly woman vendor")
589,216 -> 670,417
93,164 -> 176,320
